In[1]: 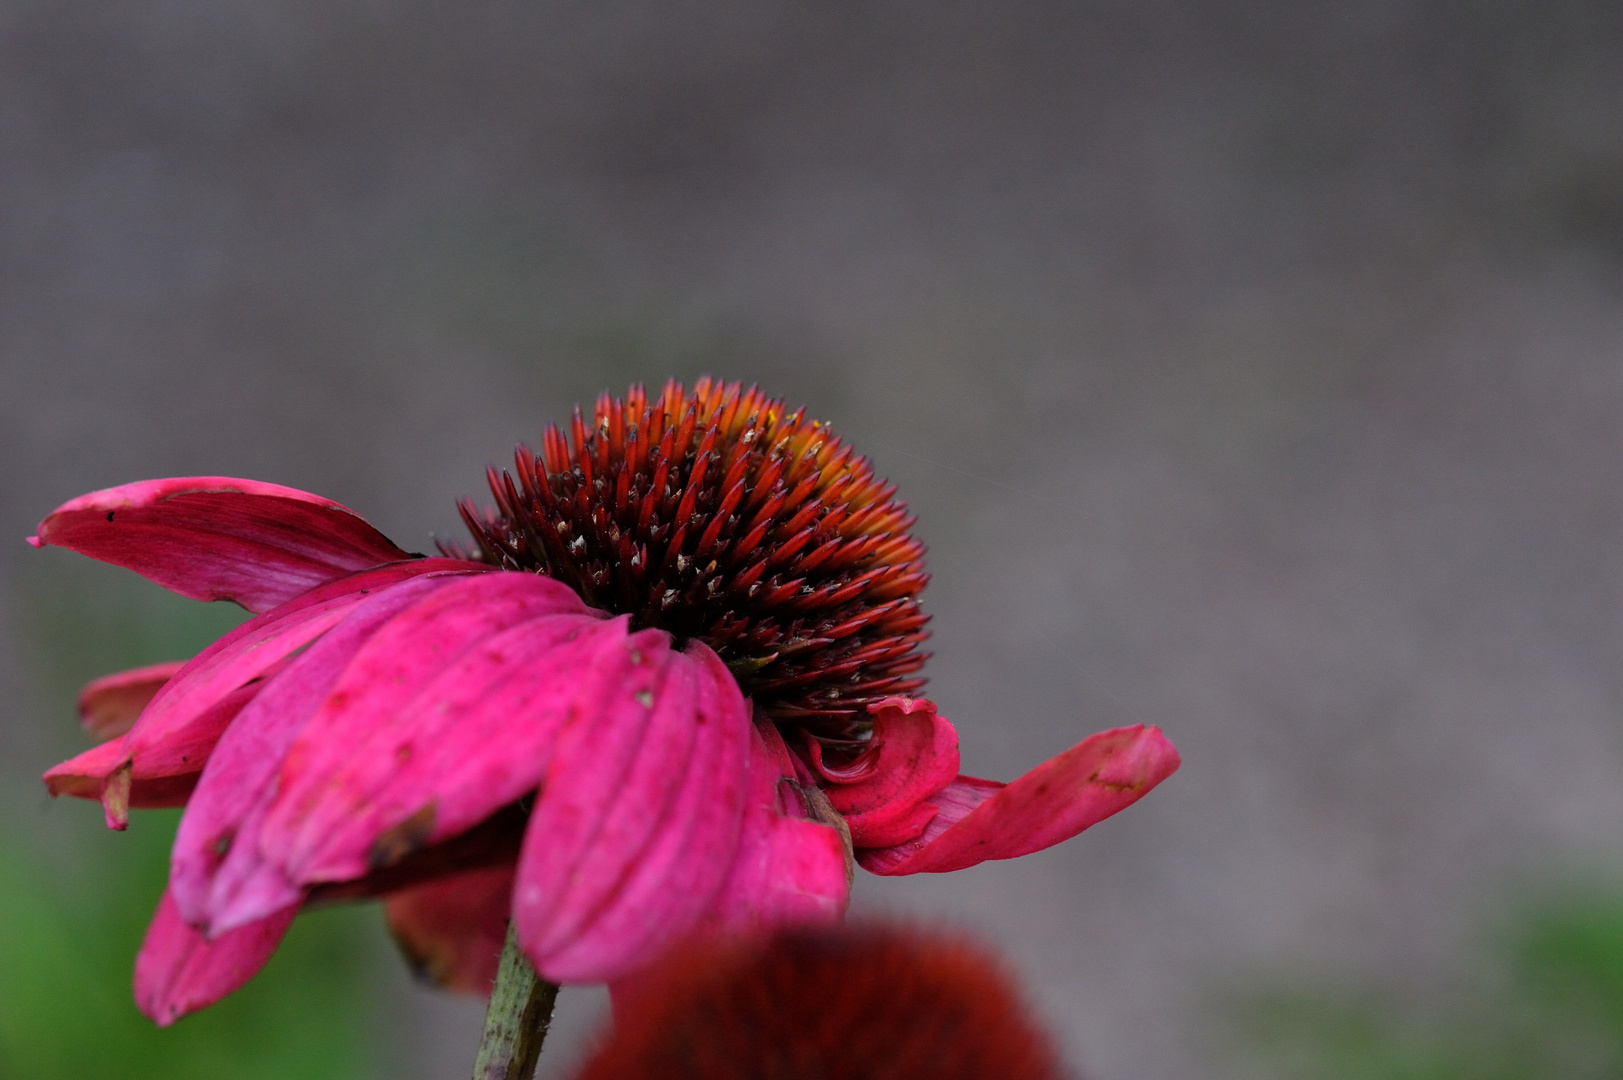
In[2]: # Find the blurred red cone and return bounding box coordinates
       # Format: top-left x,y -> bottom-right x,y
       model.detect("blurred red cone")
575,923 -> 1069,1080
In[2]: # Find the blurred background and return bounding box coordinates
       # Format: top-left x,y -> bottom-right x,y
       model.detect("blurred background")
3,1 -> 1623,1077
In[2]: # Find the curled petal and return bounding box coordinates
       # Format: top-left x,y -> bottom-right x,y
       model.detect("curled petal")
523,642 -> 754,984
78,661 -> 186,741
133,889 -> 296,1027
384,866 -> 515,994
858,724 -> 1181,876
31,477 -> 414,613
808,697 -> 960,849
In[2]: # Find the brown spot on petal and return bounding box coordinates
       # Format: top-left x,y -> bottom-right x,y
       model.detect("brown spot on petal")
310,801 -> 528,905
368,802 -> 437,871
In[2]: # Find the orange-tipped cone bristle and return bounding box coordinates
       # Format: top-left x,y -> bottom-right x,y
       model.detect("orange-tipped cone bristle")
453,378 -> 931,740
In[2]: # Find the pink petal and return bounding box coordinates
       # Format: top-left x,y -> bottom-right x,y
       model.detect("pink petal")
33,476 -> 414,613
707,721 -> 851,933
133,889 -> 296,1027
42,560 -> 483,826
523,642 -> 755,983
254,572 -> 599,886
383,866 -> 516,995
169,574 -> 464,931
128,558 -> 481,741
43,739 -> 136,806
78,661 -> 186,741
519,636 -> 692,960
511,628 -> 688,979
857,724 -> 1181,876
808,697 -> 960,849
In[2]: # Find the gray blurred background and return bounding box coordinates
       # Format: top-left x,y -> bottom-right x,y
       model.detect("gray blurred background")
3,1 -> 1623,1077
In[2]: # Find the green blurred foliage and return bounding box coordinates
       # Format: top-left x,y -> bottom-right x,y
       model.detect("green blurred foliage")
2,563 -> 389,1079
1230,888 -> 1623,1080
0,816 -> 384,1080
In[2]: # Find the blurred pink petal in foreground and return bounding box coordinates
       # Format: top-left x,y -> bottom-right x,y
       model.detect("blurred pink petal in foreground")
34,378 -> 1179,1024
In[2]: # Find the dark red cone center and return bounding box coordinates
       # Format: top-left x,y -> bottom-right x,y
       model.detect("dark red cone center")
452,378 -> 930,740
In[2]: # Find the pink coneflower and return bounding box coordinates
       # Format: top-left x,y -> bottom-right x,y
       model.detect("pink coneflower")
572,924 -> 1068,1080
34,378 -> 1179,1026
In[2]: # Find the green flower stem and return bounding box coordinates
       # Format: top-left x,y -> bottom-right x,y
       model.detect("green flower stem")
472,923 -> 560,1080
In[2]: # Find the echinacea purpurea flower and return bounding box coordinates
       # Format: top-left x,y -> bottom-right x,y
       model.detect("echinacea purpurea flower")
34,378 -> 1180,1025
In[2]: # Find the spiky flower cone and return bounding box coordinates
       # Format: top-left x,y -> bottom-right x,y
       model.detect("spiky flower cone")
454,378 -> 930,741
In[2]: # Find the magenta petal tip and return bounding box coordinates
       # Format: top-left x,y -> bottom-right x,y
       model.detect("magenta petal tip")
134,891 -> 296,1026
33,476 -> 415,613
856,722 -> 1181,876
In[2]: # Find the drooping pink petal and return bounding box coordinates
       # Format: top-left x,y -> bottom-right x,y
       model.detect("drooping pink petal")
269,615 -> 608,883
511,627 -> 687,981
125,558 -> 481,753
808,697 -> 960,849
254,573 -> 600,887
520,637 -> 691,958
133,889 -> 296,1027
42,560 -> 483,826
707,721 -> 851,934
193,573 -> 592,934
169,574 -> 466,931
31,477 -> 416,613
524,642 -> 755,983
383,865 -> 516,994
857,724 -> 1181,876
78,661 -> 186,741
